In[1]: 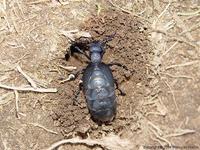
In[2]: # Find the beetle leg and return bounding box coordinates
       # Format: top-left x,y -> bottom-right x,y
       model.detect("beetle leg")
66,41 -> 91,61
101,32 -> 116,46
108,62 -> 128,71
114,79 -> 126,96
74,46 -> 90,60
71,68 -> 85,80
72,82 -> 83,105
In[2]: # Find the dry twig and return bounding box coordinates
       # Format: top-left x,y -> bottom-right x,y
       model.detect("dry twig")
181,22 -> 200,35
143,94 -> 158,106
0,92 -> 14,105
149,128 -> 172,146
162,78 -> 179,112
108,0 -> 150,23
14,90 -> 20,118
0,83 -> 57,93
160,72 -> 194,80
177,9 -> 200,16
151,137 -> 165,148
29,123 -> 58,135
146,97 -> 168,116
58,65 -> 77,71
0,6 -> 11,30
173,14 -> 194,41
152,1 -> 171,28
0,74 -> 9,82
165,60 -> 200,70
27,0 -> 51,4
0,133 -> 7,150
152,29 -> 198,50
148,121 -> 163,136
161,41 -> 178,57
164,129 -> 195,138
16,65 -> 37,88
45,134 -> 131,150
153,0 -> 161,12
151,0 -> 199,58
156,99 -> 168,116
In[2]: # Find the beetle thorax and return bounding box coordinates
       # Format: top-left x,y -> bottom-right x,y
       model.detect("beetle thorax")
91,52 -> 101,63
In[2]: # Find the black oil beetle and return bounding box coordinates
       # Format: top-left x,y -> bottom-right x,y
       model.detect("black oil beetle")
66,34 -> 127,123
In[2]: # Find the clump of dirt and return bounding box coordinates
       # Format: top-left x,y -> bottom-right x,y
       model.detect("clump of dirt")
51,9 -> 153,138
82,10 -> 152,85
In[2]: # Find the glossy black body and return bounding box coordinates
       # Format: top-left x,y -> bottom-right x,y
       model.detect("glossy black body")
82,62 -> 116,122
68,36 -> 117,122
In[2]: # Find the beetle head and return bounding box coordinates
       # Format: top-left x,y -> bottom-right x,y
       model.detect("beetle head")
89,41 -> 105,54
89,32 -> 116,55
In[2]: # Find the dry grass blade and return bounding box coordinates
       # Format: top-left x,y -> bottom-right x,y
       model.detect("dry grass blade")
148,121 -> 163,136
160,72 -> 194,80
0,133 -> 8,150
161,41 -> 178,57
29,123 -> 58,135
177,9 -> 200,16
173,14 -> 194,41
149,128 -> 172,146
152,29 -> 198,49
58,65 -> 77,71
152,1 -> 171,28
156,99 -> 168,116
45,134 -> 131,150
0,74 -> 9,82
108,0 -> 133,14
143,96 -> 158,105
153,0 -> 161,12
27,0 -> 51,4
164,129 -> 195,138
0,92 -> 14,105
161,20 -> 200,57
0,83 -> 57,93
181,22 -> 200,35
0,6 -> 11,30
162,79 -> 179,112
151,137 -> 165,148
16,65 -> 37,88
14,90 -> 20,118
165,60 -> 200,70
3,0 -> 6,9
169,36 -> 198,49
108,0 -> 150,23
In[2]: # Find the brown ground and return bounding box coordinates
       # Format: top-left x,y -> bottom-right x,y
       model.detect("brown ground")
51,9 -> 152,138
0,0 -> 199,150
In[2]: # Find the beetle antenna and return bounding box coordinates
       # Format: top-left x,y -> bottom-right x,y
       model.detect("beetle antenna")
101,32 -> 116,46
74,46 -> 90,60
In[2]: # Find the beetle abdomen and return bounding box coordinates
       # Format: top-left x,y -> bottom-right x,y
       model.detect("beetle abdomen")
82,63 -> 116,122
